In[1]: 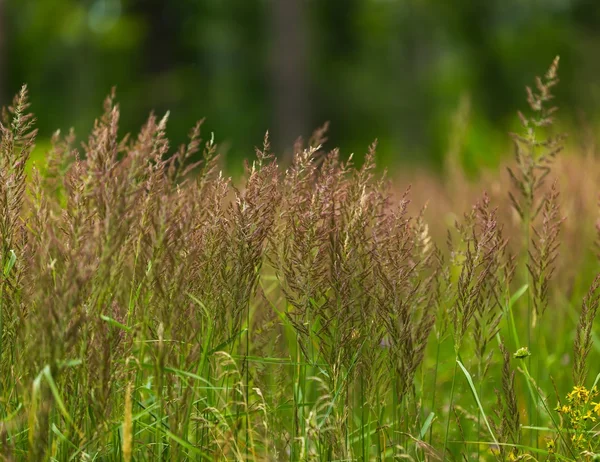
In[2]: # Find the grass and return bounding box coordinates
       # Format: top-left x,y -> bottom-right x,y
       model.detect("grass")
1,58 -> 600,461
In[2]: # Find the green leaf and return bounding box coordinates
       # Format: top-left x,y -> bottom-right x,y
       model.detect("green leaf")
42,366 -> 76,429
419,412 -> 435,440
100,314 -> 132,333
3,249 -> 16,276
509,284 -> 529,309
187,292 -> 210,319
456,358 -> 499,446
591,372 -> 600,391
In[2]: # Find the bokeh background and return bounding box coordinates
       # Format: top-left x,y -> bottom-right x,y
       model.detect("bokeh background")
3,0 -> 600,173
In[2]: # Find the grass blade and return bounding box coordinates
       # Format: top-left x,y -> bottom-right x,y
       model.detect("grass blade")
456,358 -> 499,446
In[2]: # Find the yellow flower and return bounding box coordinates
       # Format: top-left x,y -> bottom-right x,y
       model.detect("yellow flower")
593,401 -> 600,416
546,438 -> 556,454
555,404 -> 571,414
582,409 -> 596,422
568,386 -> 590,404
570,432 -> 587,450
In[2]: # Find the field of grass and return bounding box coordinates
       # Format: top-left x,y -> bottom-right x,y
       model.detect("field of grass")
2,58 -> 600,461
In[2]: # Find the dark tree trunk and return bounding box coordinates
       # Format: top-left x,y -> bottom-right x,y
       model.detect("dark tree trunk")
269,0 -> 309,159
132,0 -> 179,75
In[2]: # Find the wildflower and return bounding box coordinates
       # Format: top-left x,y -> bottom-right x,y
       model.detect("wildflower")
546,438 -> 556,455
567,385 -> 590,404
582,409 -> 596,422
572,433 -> 585,447
513,347 -> 531,359
555,404 -> 571,414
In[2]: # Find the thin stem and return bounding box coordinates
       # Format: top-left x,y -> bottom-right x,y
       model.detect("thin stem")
477,360 -> 482,462
429,338 -> 441,445
442,358 -> 459,459
524,197 -> 535,448
361,371 -> 365,461
376,384 -> 382,462
245,302 -> 250,458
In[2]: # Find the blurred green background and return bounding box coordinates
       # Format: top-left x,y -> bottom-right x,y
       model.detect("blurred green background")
4,0 -> 600,173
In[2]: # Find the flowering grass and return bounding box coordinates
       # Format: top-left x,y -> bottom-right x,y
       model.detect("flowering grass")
0,58 -> 600,461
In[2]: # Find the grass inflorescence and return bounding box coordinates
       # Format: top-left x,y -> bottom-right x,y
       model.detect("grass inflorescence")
1,58 -> 600,461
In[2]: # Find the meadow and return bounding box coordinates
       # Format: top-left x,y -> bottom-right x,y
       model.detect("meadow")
1,57 -> 600,461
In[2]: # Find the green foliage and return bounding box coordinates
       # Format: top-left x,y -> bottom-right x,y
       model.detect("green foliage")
5,0 -> 600,170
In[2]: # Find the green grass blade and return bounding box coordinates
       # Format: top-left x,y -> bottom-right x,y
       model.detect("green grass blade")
419,412 -> 435,440
3,249 -> 16,276
318,341 -> 364,429
100,314 -> 132,332
456,358 -> 499,446
41,366 -> 75,429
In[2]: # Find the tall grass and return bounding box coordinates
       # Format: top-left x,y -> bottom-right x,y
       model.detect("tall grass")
1,59 -> 600,461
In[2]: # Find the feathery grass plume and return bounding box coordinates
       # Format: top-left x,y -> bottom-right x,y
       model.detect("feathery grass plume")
228,133 -> 280,339
20,96 -> 120,458
228,135 -> 280,455
358,172 -> 396,411
3,60 -> 600,459
471,194 -> 511,377
443,193 -> 509,458
279,145 -> 358,458
492,342 -> 521,461
274,142 -> 332,362
80,93 -> 148,427
325,146 -> 381,359
0,86 -> 37,367
507,56 -> 564,223
372,185 -> 439,459
131,122 -> 228,459
325,144 -> 391,456
167,119 -> 209,183
375,197 -> 438,400
572,274 -> 600,386
40,128 -> 77,198
25,158 -> 95,457
507,57 -> 564,343
448,195 -> 505,353
527,181 -> 563,327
